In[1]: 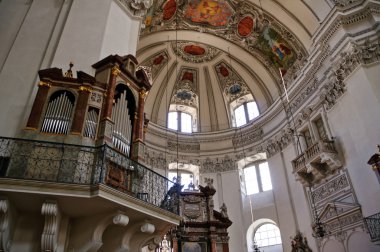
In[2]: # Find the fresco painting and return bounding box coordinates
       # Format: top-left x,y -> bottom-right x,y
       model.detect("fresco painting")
184,0 -> 233,27
256,27 -> 295,70
184,45 -> 206,56
237,16 -> 254,37
163,0 -> 177,20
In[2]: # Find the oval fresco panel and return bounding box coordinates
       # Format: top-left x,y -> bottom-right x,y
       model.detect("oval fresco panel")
184,0 -> 233,27
238,16 -> 254,37
184,45 -> 206,56
163,0 -> 177,21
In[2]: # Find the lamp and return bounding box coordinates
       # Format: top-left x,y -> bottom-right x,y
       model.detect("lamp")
367,145 -> 380,182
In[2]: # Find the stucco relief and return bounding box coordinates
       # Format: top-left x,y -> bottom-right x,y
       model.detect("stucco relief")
330,0 -> 364,8
232,128 -> 263,148
321,39 -> 380,110
311,173 -> 350,204
201,156 -> 235,173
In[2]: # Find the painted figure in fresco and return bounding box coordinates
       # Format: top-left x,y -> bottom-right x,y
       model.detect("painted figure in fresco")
185,0 -> 233,27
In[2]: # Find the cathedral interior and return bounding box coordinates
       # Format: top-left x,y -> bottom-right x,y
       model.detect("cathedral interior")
0,0 -> 380,252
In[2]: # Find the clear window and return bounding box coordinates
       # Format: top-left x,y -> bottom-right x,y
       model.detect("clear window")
168,171 -> 194,191
168,111 -> 178,131
255,223 -> 282,247
244,162 -> 272,195
181,112 -> 192,133
233,101 -> 259,127
168,105 -> 197,133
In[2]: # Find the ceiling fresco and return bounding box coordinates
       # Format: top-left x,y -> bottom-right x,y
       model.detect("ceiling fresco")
171,68 -> 199,107
140,50 -> 170,80
215,60 -> 250,103
141,0 -> 306,74
171,41 -> 221,63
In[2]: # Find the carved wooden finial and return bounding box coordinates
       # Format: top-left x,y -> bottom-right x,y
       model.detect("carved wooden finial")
64,62 -> 74,78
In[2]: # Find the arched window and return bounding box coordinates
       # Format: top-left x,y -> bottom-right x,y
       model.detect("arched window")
255,223 -> 282,247
234,101 -> 259,127
244,162 -> 272,195
230,94 -> 260,127
168,163 -> 199,191
167,104 -> 197,133
41,90 -> 75,134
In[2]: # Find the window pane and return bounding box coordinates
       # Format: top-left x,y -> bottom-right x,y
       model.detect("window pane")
259,162 -> 272,191
247,101 -> 259,120
234,105 -> 247,127
255,224 -> 282,247
181,173 -> 193,189
168,171 -> 193,192
168,112 -> 178,131
244,166 -> 259,195
181,113 -> 192,133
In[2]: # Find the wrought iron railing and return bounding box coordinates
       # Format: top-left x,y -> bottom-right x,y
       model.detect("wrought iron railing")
0,137 -> 179,215
364,212 -> 380,241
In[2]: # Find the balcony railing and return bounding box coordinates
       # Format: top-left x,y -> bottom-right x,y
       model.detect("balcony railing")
364,212 -> 380,242
0,137 -> 179,215
292,140 -> 337,173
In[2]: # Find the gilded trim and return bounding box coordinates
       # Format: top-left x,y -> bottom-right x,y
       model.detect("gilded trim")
111,65 -> 121,76
38,81 -> 52,88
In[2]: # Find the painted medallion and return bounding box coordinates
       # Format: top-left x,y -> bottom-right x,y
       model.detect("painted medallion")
184,0 -> 233,27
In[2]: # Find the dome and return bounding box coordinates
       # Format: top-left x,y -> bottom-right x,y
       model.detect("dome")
137,0 -> 318,132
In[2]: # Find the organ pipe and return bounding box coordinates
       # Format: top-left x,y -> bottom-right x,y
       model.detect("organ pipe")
41,91 -> 74,134
112,90 -> 132,154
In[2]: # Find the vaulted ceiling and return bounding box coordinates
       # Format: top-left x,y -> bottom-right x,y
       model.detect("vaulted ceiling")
137,0 -> 330,132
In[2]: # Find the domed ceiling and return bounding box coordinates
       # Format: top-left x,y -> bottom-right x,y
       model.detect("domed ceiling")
137,0 -> 320,132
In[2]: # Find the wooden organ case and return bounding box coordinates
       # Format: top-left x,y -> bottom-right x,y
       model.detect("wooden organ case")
23,55 -> 151,191
166,182 -> 232,252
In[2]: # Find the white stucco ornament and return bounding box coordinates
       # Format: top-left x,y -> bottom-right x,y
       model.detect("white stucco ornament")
130,0 -> 153,16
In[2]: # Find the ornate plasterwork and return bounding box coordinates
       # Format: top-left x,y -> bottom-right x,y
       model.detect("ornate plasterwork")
141,0 -> 306,76
117,0 -> 153,17
311,173 -> 350,204
320,39 -> 380,110
140,50 -> 169,81
232,128 -> 263,148
168,140 -> 200,152
201,156 -> 235,173
172,41 -> 221,63
214,61 -> 250,103
257,127 -> 294,158
171,68 -> 199,107
330,0 -> 364,8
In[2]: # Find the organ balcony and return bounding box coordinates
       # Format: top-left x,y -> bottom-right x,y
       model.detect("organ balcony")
291,139 -> 342,187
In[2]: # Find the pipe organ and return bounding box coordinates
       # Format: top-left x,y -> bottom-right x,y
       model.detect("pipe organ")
41,91 -> 75,134
83,108 -> 99,139
112,89 -> 132,154
25,55 -> 151,162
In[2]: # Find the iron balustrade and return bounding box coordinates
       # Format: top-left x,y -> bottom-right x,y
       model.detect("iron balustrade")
364,212 -> 380,241
0,137 -> 178,214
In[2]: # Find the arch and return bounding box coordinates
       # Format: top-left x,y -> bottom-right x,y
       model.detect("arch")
347,231 -> 378,252
41,90 -> 76,134
322,239 -> 345,252
246,218 -> 282,252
